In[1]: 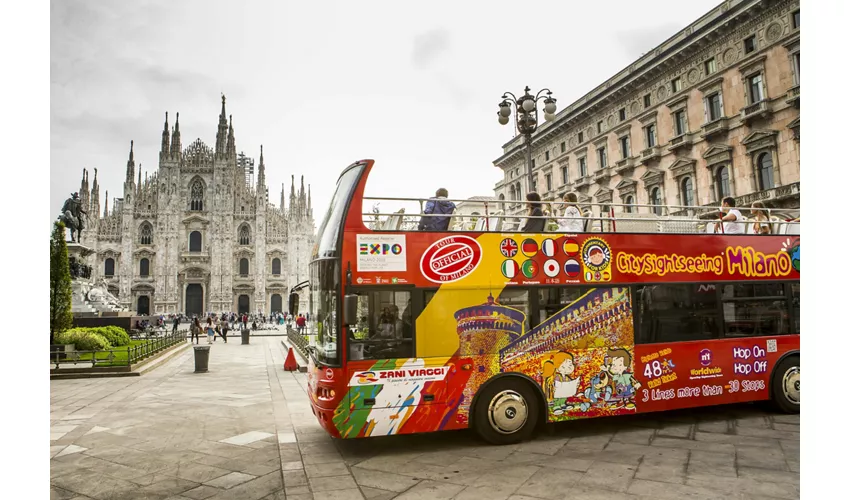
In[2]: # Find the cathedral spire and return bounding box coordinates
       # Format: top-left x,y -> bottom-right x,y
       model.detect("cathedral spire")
226,115 -> 236,158
308,184 -> 312,213
280,182 -> 285,211
170,113 -> 181,156
257,145 -> 266,191
160,112 -> 170,157
215,94 -> 228,156
125,140 -> 135,183
91,168 -> 100,220
104,190 -> 109,217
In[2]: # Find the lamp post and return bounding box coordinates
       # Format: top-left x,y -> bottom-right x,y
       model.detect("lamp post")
497,86 -> 558,196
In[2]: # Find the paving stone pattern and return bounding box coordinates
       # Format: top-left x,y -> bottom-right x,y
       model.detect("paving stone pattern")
51,338 -> 800,499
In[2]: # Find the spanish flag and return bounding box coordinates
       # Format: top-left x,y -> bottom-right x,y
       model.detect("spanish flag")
563,239 -> 579,256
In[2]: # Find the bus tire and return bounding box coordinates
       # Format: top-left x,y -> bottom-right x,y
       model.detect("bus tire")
473,377 -> 539,445
771,355 -> 800,414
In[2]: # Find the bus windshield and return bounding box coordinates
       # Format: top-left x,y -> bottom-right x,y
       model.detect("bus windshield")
309,162 -> 365,365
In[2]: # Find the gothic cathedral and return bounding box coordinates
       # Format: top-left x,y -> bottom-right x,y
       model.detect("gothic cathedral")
75,96 -> 316,317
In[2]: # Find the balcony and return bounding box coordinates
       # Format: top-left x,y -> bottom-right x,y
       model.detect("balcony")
786,85 -> 800,108
234,274 -> 254,282
593,168 -> 612,183
667,132 -> 694,152
556,183 -> 573,196
640,146 -> 661,165
573,176 -> 592,189
180,251 -> 211,265
736,182 -> 801,206
741,100 -> 772,124
614,156 -> 637,175
701,117 -> 729,139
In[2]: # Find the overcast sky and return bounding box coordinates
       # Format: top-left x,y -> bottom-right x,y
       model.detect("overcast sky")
51,0 -> 720,223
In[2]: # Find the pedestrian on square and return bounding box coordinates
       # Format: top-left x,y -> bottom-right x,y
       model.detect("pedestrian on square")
206,317 -> 215,344
172,315 -> 179,334
191,317 -> 201,344
213,316 -> 220,342
221,317 -> 229,343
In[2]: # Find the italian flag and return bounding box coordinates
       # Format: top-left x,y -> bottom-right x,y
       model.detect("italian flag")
502,260 -> 519,279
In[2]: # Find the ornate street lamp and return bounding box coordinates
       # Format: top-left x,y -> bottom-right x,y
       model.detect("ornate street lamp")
498,86 -> 557,195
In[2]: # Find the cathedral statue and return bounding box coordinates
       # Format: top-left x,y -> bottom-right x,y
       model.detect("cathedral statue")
59,192 -> 87,242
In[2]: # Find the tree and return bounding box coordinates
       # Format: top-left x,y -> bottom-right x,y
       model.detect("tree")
50,221 -> 73,344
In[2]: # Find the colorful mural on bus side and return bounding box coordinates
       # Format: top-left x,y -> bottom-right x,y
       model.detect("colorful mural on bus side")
322,231 -> 800,438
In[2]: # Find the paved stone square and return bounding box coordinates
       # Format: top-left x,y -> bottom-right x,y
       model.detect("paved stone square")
51,337 -> 800,500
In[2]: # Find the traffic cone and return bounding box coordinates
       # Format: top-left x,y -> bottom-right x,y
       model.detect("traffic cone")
283,347 -> 298,371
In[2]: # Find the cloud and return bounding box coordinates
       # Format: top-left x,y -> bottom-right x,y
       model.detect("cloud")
614,23 -> 683,59
412,28 -> 451,68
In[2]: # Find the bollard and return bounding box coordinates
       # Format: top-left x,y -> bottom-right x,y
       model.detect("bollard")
193,345 -> 211,373
241,328 -> 250,345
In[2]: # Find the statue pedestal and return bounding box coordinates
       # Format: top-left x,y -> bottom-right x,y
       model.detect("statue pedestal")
66,242 -> 95,259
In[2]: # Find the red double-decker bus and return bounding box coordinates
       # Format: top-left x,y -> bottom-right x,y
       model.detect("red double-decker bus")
305,160 -> 800,444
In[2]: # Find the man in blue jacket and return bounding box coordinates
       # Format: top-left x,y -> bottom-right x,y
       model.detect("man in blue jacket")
418,188 -> 456,231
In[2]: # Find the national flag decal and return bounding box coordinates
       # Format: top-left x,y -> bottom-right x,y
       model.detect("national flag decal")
541,239 -> 556,257
500,238 -> 518,258
563,238 -> 579,256
501,259 -> 519,279
521,260 -> 538,279
359,244 -> 368,254
564,259 -> 581,277
543,259 -> 559,278
521,239 -> 538,257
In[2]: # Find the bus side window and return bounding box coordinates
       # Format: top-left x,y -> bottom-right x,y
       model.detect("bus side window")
790,283 -> 799,334
635,284 -> 720,344
348,290 -> 414,361
721,282 -> 790,337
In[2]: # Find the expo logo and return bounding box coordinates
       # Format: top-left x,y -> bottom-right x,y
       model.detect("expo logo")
420,235 -> 482,284
359,242 -> 403,255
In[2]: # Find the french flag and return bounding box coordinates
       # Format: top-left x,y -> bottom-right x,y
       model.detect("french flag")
541,239 -> 556,257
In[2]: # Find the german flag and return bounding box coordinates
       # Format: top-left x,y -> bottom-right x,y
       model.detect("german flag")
521,239 -> 538,257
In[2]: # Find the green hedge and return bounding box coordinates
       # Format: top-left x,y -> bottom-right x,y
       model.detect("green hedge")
55,329 -> 110,351
90,326 -> 130,347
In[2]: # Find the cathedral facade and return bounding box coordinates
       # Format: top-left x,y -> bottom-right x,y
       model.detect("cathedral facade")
75,96 -> 316,317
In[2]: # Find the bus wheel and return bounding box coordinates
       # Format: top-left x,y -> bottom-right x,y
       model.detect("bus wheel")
771,355 -> 800,413
473,378 -> 539,445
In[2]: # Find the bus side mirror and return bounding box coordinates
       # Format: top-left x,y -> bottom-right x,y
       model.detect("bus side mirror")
289,293 -> 299,316
343,294 -> 358,327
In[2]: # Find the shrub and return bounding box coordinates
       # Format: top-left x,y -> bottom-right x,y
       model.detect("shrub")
93,326 -> 130,347
50,221 -> 73,344
55,329 -> 110,351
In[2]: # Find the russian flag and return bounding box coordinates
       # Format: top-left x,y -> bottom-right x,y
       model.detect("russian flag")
502,259 -> 519,279
541,239 -> 556,257
564,259 -> 581,277
521,239 -> 538,257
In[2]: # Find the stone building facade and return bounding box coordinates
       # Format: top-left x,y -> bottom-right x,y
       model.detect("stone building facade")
74,96 -> 315,316
493,0 -> 800,217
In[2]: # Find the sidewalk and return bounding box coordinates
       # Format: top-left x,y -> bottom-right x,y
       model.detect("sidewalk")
51,336 -> 348,500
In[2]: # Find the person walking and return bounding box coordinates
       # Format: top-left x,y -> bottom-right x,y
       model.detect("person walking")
172,315 -> 179,334
191,317 -> 201,344
296,314 -> 306,335
206,317 -> 215,344
221,317 -> 229,343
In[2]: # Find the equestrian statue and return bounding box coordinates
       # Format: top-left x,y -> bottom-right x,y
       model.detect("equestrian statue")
59,192 -> 87,243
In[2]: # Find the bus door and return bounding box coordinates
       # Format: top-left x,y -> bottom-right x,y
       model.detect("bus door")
345,289 -> 446,411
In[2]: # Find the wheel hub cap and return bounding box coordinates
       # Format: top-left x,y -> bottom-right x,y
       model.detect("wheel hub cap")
488,390 -> 528,435
782,366 -> 800,405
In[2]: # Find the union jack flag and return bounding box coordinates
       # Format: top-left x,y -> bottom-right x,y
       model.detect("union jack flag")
500,238 -> 518,257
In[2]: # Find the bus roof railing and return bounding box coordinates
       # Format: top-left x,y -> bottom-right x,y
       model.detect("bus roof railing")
361,196 -> 799,234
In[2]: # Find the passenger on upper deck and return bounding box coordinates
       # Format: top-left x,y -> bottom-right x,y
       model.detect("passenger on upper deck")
522,192 -> 547,233
751,201 -> 772,235
715,196 -> 744,234
417,188 -> 457,231
556,192 -> 584,233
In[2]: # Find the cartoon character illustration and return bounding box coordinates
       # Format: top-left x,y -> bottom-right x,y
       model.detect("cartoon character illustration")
580,348 -> 641,411
588,247 -> 606,267
542,352 -> 581,415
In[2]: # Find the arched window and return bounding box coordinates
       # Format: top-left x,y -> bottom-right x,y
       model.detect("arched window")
239,258 -> 249,276
104,258 -> 115,277
139,258 -> 150,277
680,177 -> 694,207
271,257 -> 281,275
189,231 -> 202,252
649,188 -> 662,216
239,225 -> 250,245
624,195 -> 635,213
139,223 -> 153,245
190,180 -> 204,211
716,166 -> 731,200
757,152 -> 774,190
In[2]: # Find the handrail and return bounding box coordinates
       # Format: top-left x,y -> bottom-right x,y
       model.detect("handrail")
51,330 -> 188,369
